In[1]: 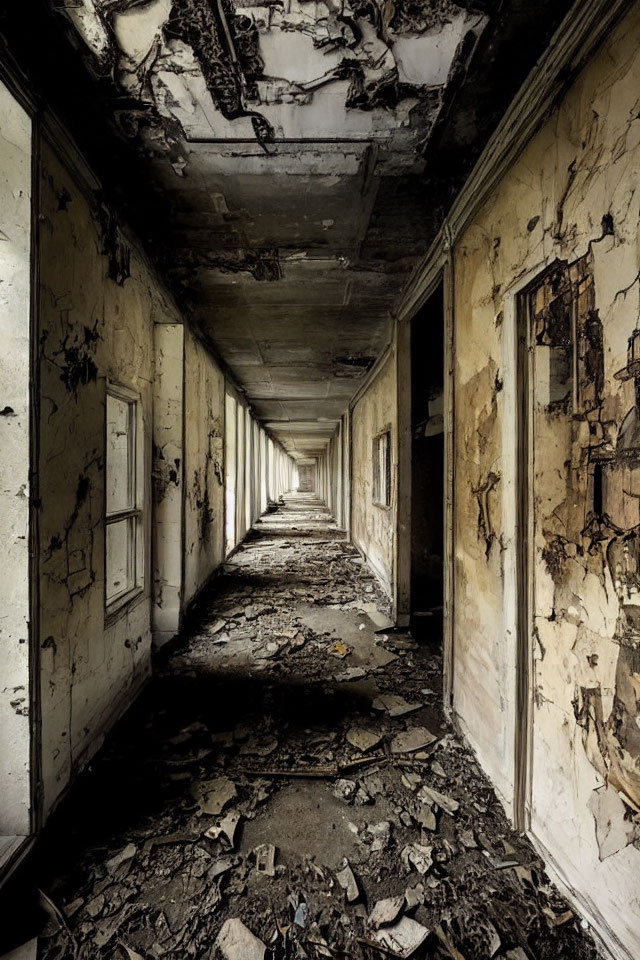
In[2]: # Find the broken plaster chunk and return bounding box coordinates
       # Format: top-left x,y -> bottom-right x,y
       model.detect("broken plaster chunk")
334,666 -> 367,682
121,946 -> 144,960
210,855 -> 237,879
254,843 -> 276,877
401,842 -> 433,875
62,897 -> 84,919
336,859 -> 359,902
105,842 -> 137,874
368,895 -> 405,930
192,777 -> 237,815
459,829 -> 477,849
372,694 -> 423,717
214,918 -> 266,960
373,647 -> 400,667
371,915 -> 430,958
350,777 -> 372,805
346,727 -> 383,753
404,883 -> 425,910
418,786 -> 459,815
85,894 -> 104,918
391,726 -> 438,754
334,778 -> 357,802
401,772 -> 422,792
417,805 -> 437,831
204,811 -> 241,849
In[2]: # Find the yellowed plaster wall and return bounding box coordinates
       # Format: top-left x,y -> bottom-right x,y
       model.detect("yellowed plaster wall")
351,351 -> 396,594
183,327 -> 225,605
38,141 -> 182,817
452,7 -> 640,955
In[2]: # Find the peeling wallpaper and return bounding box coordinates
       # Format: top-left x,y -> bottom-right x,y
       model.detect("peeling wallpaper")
38,142 -> 182,816
452,7 -> 640,955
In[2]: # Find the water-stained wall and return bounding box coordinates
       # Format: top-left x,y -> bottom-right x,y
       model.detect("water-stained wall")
452,7 -> 640,954
183,327 -> 225,605
37,139 -> 183,817
351,350 -> 397,595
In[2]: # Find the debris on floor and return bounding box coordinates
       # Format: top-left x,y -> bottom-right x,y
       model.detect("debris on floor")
20,496 -> 600,960
215,918 -> 266,960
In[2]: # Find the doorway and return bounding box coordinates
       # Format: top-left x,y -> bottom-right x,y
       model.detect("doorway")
410,280 -> 445,642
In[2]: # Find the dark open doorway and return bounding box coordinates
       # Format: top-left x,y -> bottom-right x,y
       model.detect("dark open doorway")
410,280 -> 445,641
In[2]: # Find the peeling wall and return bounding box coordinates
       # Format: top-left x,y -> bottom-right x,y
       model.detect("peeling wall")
297,464 -> 315,493
38,140 -> 182,817
351,350 -> 396,595
152,323 -> 184,646
0,79 -> 32,837
452,7 -> 640,954
183,326 -> 225,605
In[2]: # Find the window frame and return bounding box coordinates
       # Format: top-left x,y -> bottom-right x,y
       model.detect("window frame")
372,427 -> 392,509
104,381 -> 144,620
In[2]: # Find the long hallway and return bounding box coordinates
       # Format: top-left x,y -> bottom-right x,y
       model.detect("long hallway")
13,497 -> 597,960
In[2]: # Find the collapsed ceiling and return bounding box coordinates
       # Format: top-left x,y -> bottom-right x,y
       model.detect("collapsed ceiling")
3,0 -> 574,459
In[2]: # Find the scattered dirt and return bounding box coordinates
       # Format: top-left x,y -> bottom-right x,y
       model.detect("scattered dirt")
2,495 -> 600,960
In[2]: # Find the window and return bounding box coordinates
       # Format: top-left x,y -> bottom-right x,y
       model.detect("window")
528,254 -> 602,414
106,384 -> 143,612
372,429 -> 391,507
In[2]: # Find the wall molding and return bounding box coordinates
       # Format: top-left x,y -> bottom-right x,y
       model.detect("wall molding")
397,0 -> 637,324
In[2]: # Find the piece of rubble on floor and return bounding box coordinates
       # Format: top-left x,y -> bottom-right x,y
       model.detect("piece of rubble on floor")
26,498 -> 601,960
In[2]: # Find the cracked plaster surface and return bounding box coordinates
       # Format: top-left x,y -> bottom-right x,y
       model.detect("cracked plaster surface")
451,9 -> 640,956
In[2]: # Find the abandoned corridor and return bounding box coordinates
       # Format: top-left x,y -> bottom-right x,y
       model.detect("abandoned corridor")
2,0 -> 640,956
9,496 -> 597,960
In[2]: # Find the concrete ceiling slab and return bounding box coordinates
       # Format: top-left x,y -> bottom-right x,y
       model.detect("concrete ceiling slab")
9,0 -> 576,466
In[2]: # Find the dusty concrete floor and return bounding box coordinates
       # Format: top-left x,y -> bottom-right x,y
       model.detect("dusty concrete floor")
3,495 -> 601,959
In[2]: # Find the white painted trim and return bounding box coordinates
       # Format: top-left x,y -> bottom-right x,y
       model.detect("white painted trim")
501,256 -> 553,825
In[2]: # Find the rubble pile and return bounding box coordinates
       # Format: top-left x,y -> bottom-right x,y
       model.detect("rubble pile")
30,496 -> 599,960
